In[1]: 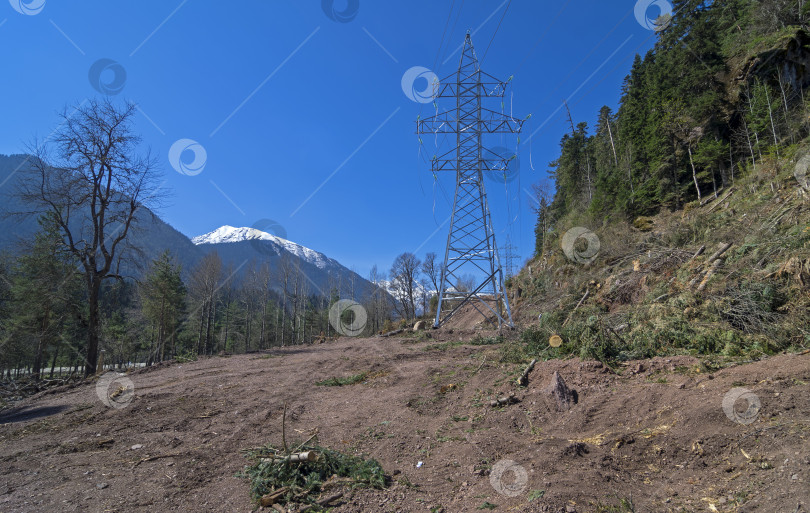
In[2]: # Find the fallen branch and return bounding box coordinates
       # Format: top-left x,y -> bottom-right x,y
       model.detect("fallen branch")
516,358 -> 537,387
132,452 -> 183,467
490,392 -> 518,407
689,245 -> 706,261
282,402 -> 288,454
300,492 -> 344,512
473,356 -> 487,375
320,476 -> 355,491
260,486 -> 290,507
562,289 -> 590,328
292,430 -> 319,454
380,328 -> 404,338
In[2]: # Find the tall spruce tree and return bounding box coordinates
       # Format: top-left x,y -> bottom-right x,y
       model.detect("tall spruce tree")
8,214 -> 81,380
140,251 -> 185,363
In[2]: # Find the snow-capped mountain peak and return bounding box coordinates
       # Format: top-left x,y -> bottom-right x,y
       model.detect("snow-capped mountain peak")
191,225 -> 334,270
191,225 -> 280,245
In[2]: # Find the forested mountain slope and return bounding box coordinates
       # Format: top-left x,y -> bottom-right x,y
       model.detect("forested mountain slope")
515,0 -> 810,363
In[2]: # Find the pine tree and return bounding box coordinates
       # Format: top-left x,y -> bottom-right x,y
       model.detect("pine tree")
8,214 -> 81,380
140,251 -> 186,363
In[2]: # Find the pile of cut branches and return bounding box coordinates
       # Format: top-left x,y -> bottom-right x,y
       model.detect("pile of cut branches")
240,439 -> 386,511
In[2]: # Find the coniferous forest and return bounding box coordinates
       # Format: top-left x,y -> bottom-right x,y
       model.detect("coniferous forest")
543,1 -> 809,222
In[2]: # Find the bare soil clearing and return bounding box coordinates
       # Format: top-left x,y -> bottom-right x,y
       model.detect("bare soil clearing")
1,333 -> 808,512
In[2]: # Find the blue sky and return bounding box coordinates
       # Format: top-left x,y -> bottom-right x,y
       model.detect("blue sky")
0,0 -> 664,279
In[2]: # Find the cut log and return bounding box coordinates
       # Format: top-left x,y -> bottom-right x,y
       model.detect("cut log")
544,371 -> 577,411
706,242 -> 732,264
516,358 -> 538,387
260,487 -> 289,507
689,245 -> 706,261
490,392 -> 518,407
697,259 -> 723,292
260,451 -> 320,464
705,187 -> 735,213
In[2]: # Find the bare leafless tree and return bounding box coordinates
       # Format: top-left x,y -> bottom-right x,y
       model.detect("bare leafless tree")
15,99 -> 162,376
390,252 -> 421,321
421,252 -> 441,298
188,252 -> 222,355
278,253 -> 293,346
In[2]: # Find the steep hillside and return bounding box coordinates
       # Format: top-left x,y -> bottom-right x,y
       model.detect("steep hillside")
513,155 -> 809,365
519,1 -> 810,365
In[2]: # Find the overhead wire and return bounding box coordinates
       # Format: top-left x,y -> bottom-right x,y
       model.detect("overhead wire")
512,0 -> 571,76
480,0 -> 512,66
417,0 -> 461,220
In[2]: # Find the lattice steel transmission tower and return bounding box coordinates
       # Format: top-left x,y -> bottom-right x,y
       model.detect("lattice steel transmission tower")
500,237 -> 520,280
417,33 -> 525,329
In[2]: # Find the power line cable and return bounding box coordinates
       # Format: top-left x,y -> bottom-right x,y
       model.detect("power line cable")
480,0 -> 512,66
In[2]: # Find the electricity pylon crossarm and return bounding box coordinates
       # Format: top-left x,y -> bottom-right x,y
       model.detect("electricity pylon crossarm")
416,32 -> 525,329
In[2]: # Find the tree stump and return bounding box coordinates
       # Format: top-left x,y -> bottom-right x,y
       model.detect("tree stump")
544,371 -> 577,411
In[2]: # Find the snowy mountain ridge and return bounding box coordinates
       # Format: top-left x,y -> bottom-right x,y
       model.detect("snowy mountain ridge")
191,225 -> 333,270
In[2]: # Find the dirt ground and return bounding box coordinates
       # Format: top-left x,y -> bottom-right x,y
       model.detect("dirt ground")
1,331 -> 808,513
